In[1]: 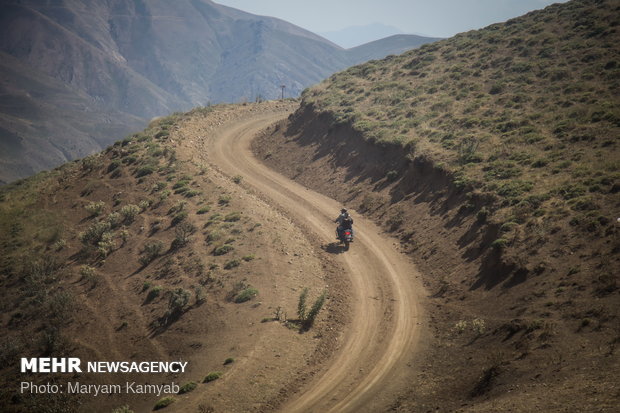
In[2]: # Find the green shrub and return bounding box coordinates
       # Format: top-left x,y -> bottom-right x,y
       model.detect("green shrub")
476,207 -> 489,223
79,221 -> 112,245
224,259 -> 241,270
224,357 -> 235,365
206,230 -> 222,244
218,195 -> 231,205
153,396 -> 175,410
298,288 -> 309,321
203,372 -> 222,383
167,288 -> 190,315
234,287 -> 258,303
120,204 -> 140,224
135,165 -> 155,177
386,170 -> 399,182
185,189 -> 201,198
491,238 -> 509,249
146,286 -> 163,302
85,201 -> 106,217
172,221 -> 196,249
304,291 -> 327,328
106,212 -> 122,228
214,244 -> 234,256
232,175 -> 243,184
140,241 -> 165,266
171,211 -> 188,226
178,381 -> 197,394
224,212 -> 241,222
107,160 -> 121,173
197,206 -> 211,214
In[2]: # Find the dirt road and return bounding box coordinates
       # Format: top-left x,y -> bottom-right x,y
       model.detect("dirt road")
204,108 -> 425,412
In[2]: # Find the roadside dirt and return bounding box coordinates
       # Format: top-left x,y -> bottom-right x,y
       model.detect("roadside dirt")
177,102 -> 428,412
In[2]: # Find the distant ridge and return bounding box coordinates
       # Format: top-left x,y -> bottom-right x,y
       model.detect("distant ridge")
0,0 -> 438,183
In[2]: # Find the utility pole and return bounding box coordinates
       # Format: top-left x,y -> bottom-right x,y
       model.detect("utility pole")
280,84 -> 286,100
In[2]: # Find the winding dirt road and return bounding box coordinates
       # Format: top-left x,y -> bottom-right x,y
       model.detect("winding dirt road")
204,108 -> 425,412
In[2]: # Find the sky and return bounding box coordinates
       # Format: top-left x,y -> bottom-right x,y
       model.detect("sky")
213,0 -> 569,38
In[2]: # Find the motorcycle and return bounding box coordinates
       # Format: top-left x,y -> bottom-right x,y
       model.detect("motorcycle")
337,227 -> 353,251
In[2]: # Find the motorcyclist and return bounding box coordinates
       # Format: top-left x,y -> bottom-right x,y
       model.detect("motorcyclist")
335,208 -> 354,241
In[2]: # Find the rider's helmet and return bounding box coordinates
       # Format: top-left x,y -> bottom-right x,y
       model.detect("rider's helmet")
341,208 -> 347,214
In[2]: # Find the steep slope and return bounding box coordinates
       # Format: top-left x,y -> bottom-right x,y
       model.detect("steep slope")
253,0 -> 620,411
0,0 -> 439,183
0,101 -> 350,413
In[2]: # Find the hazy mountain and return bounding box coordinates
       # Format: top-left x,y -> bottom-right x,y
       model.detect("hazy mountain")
0,0 -> 439,183
319,23 -> 404,48
346,34 -> 443,65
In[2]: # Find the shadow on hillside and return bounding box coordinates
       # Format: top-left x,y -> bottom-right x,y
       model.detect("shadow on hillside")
323,242 -> 348,254
149,309 -> 187,337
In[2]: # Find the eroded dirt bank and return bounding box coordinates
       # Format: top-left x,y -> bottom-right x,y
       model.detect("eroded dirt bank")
253,103 -> 620,411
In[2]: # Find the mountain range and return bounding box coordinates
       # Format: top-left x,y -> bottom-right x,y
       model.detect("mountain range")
0,0 -> 440,184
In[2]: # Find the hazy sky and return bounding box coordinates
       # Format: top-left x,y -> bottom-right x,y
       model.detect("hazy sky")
213,0 -> 569,38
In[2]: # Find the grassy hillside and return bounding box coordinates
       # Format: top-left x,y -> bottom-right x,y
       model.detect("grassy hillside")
303,0 -> 619,242
0,102 -> 329,412
253,0 -> 619,410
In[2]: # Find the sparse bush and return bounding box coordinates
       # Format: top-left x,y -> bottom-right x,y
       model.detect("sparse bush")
120,204 -> 140,224
153,396 -> 175,410
224,259 -> 241,270
172,221 -> 196,249
147,286 -> 163,302
206,230 -> 222,244
135,165 -> 155,177
85,201 -> 106,217
197,206 -> 211,214
218,195 -> 231,205
214,244 -> 234,256
107,160 -> 121,174
232,175 -> 243,184
203,372 -> 222,383
178,382 -> 197,394
491,238 -> 508,250
242,254 -> 255,262
476,207 -> 489,223
303,291 -> 327,328
52,239 -> 66,251
171,211 -> 188,226
119,229 -> 129,245
224,212 -> 241,222
138,200 -> 151,211
472,318 -> 486,335
386,170 -> 399,182
167,288 -> 190,315
185,189 -> 201,198
79,265 -> 97,284
140,240 -> 165,266
454,320 -> 468,334
48,291 -> 74,321
298,288 -> 309,321
97,231 -> 116,258
234,287 -> 258,303
79,221 -> 112,246
106,212 -> 122,228
224,357 -> 235,365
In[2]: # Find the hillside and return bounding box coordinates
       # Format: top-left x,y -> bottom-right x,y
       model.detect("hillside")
253,0 -> 620,410
0,0 -> 438,184
0,101 -> 348,413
